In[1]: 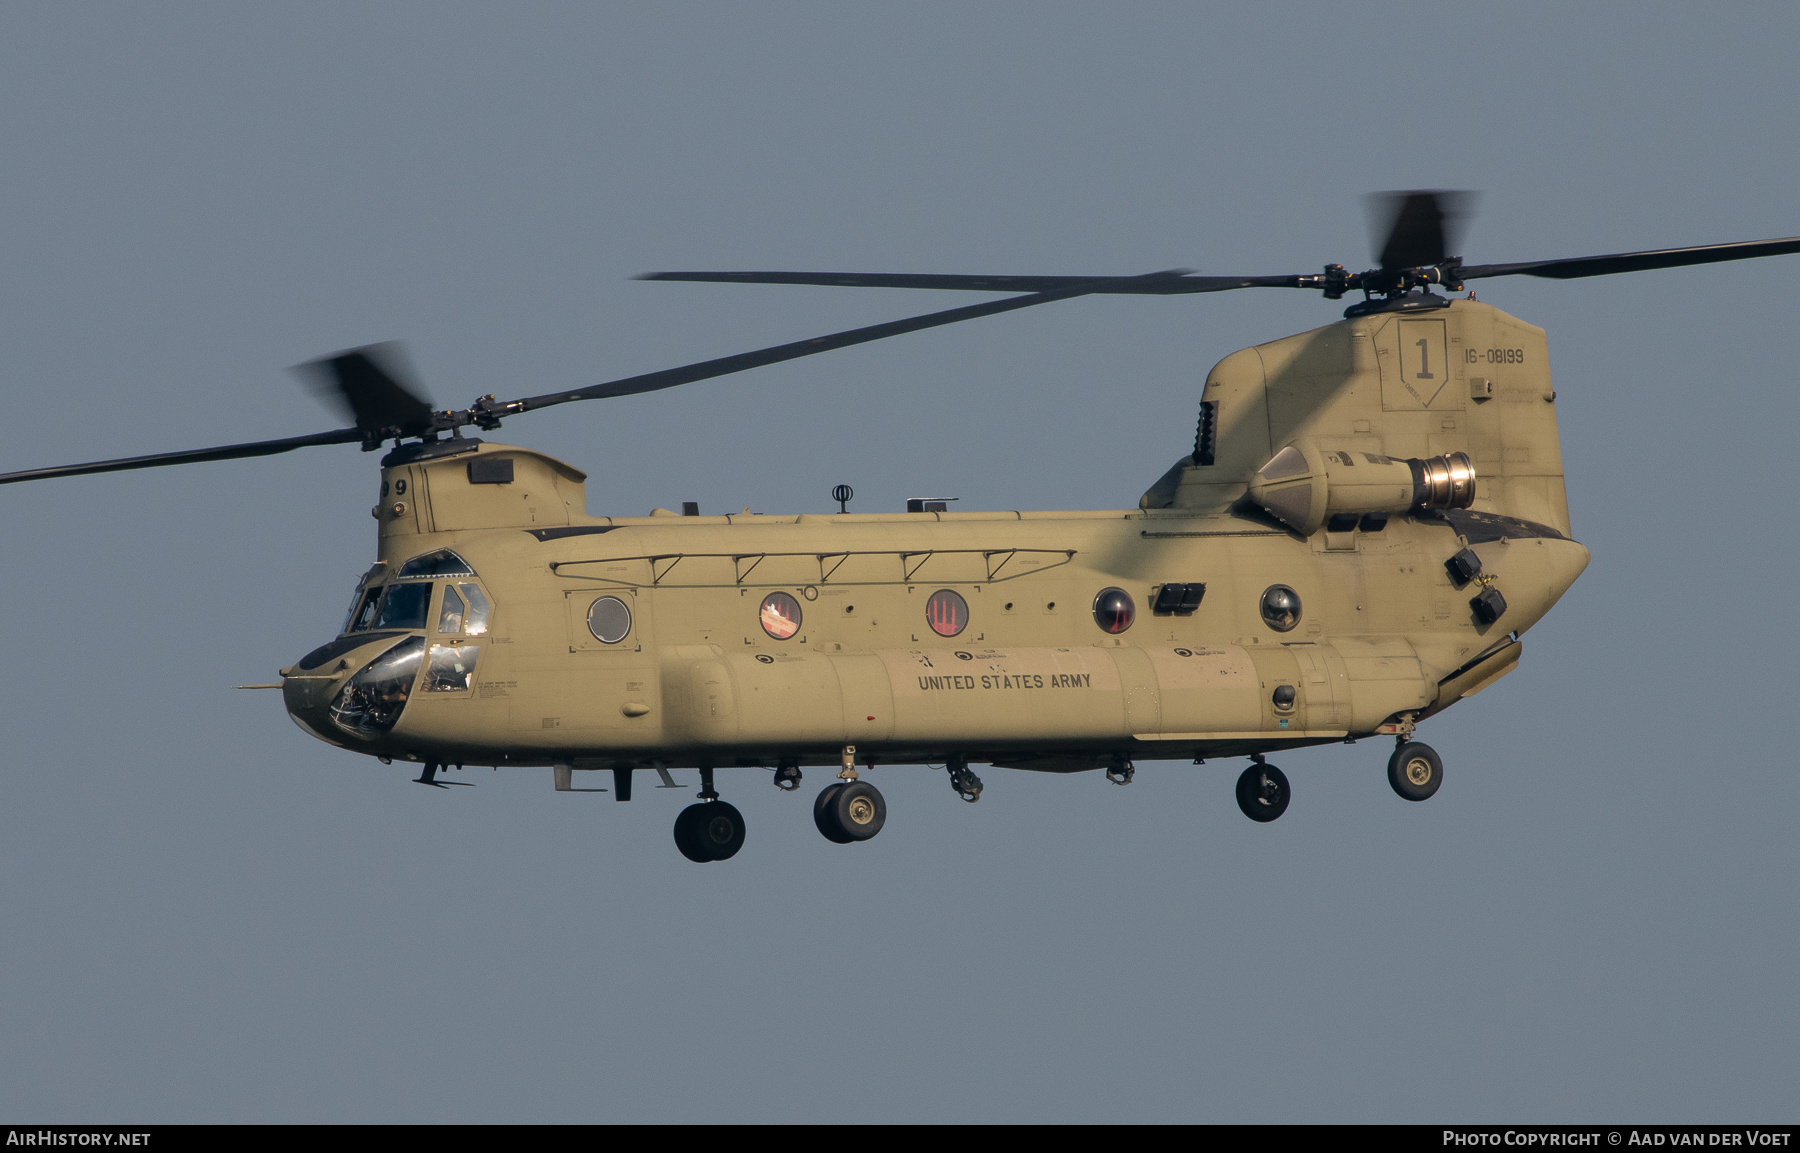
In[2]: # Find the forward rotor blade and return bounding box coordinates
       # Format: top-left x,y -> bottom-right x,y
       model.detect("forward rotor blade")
293,342 -> 434,436
1369,190 -> 1477,270
0,427 -> 363,486
638,270 -> 1299,295
1461,235 -> 1800,281
508,275 -> 1177,413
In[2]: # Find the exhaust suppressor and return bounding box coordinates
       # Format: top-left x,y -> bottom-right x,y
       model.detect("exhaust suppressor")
1248,442 -> 1475,535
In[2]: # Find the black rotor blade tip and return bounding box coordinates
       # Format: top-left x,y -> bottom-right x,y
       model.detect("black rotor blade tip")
1367,189 -> 1479,269
293,341 -> 434,434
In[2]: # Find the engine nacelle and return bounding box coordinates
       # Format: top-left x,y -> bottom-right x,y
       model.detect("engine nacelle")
1248,441 -> 1475,535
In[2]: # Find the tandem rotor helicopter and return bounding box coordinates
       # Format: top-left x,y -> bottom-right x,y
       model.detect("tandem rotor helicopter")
7,191 -> 1797,862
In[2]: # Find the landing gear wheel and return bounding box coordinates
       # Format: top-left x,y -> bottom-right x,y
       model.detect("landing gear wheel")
817,780 -> 886,842
674,801 -> 746,862
1388,742 -> 1442,802
697,801 -> 745,859
813,783 -> 854,844
1235,763 -> 1290,823
674,803 -> 710,862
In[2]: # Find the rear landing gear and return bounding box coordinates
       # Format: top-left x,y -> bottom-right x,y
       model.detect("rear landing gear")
1387,741 -> 1443,802
1235,759 -> 1290,822
674,766 -> 746,862
814,780 -> 886,843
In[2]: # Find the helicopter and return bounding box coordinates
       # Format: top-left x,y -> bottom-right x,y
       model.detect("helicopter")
6,191 -> 1797,862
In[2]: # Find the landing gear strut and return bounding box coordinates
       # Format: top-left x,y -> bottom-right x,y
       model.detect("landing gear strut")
1235,757 -> 1290,822
1387,740 -> 1443,801
674,766 -> 746,862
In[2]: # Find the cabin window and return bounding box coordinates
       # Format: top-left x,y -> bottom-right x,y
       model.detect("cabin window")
1093,588 -> 1135,634
1260,585 -> 1302,632
375,582 -> 431,630
459,584 -> 491,635
437,585 -> 465,634
759,592 -> 803,640
424,643 -> 481,692
396,548 -> 476,580
925,589 -> 969,638
588,596 -> 632,644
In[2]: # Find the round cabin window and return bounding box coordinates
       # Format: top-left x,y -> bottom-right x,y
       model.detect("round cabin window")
1093,587 -> 1135,634
1260,585 -> 1302,632
587,596 -> 632,644
760,591 -> 803,640
925,589 -> 969,637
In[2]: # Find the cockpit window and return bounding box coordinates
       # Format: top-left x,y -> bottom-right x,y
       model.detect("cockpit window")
342,586 -> 367,634
425,643 -> 480,692
397,549 -> 476,580
459,583 -> 491,635
437,585 -> 465,634
342,563 -> 391,635
375,582 -> 431,630
350,587 -> 382,632
329,636 -> 426,739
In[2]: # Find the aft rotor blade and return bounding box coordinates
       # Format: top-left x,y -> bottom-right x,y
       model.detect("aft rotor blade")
638,270 -> 1300,295
0,427 -> 363,486
1369,190 -> 1477,270
508,276 -> 1170,413
292,342 -> 435,436
1461,235 -> 1800,281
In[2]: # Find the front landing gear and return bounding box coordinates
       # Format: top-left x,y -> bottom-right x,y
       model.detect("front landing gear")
675,802 -> 746,862
1235,759 -> 1290,822
1387,741 -> 1443,802
674,766 -> 746,862
814,780 -> 886,844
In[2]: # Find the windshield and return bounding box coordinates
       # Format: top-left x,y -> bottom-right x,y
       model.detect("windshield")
349,579 -> 487,635
374,583 -> 431,630
349,587 -> 382,632
341,586 -> 366,635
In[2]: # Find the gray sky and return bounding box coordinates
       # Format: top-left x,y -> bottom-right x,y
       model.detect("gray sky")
1,2 -> 1795,1123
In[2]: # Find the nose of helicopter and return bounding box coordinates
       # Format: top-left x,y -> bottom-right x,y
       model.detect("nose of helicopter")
280,631 -> 422,747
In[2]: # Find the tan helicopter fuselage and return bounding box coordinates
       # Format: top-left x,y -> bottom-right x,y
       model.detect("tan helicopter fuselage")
281,298 -> 1589,775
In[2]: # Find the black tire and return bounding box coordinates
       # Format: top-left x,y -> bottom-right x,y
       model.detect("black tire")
693,800 -> 746,860
825,780 -> 887,842
1235,763 -> 1290,822
813,782 -> 854,844
1388,742 -> 1443,802
674,803 -> 712,862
